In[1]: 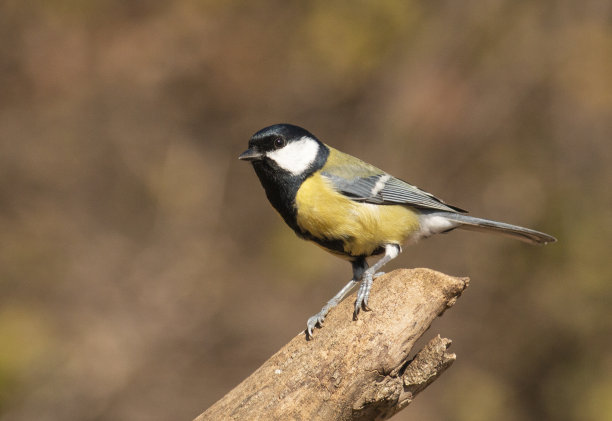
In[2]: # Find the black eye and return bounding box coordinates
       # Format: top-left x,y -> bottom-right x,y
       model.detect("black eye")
274,137 -> 286,148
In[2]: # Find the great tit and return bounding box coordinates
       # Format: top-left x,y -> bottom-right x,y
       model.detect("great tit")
239,123 -> 556,338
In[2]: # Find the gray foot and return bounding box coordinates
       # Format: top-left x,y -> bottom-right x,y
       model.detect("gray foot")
305,278 -> 359,339
306,310 -> 327,339
353,272 -> 374,320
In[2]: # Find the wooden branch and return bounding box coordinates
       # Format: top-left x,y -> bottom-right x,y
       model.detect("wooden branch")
195,268 -> 469,421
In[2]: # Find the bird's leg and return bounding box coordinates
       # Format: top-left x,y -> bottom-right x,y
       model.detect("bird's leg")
306,259 -> 367,339
353,244 -> 401,320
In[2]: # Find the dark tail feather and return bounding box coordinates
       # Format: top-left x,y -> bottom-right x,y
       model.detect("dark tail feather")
435,212 -> 557,245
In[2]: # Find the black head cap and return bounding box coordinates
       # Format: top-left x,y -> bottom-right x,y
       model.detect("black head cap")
251,124 -> 317,149
239,124 -> 322,162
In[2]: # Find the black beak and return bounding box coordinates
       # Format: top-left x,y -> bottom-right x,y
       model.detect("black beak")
238,148 -> 263,161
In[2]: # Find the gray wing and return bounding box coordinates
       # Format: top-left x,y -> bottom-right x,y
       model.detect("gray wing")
322,172 -> 466,213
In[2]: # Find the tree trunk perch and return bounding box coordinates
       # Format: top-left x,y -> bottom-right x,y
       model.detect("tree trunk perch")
195,268 -> 469,421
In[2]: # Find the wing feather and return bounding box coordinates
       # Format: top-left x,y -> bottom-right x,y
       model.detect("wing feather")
321,147 -> 465,213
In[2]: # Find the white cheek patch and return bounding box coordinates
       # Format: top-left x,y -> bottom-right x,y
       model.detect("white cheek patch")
266,137 -> 320,175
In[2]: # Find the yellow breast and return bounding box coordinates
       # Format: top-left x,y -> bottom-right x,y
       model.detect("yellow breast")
294,172 -> 420,257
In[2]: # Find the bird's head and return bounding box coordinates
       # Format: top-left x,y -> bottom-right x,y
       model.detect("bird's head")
239,124 -> 328,177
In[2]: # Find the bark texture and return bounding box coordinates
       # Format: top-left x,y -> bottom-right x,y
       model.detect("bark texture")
195,268 -> 469,421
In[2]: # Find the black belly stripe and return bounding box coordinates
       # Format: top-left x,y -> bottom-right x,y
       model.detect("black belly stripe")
298,230 -> 386,259
297,231 -> 348,255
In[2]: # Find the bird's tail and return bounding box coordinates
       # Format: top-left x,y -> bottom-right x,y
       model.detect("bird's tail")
422,211 -> 557,245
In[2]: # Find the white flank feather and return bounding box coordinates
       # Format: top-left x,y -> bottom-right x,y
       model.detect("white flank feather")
418,214 -> 460,239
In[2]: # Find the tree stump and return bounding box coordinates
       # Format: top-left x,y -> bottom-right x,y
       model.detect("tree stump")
195,268 -> 469,421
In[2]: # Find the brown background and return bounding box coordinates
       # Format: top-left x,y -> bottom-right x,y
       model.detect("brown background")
0,1 -> 610,420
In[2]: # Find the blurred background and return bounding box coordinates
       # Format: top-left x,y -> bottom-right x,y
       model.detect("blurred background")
0,1 -> 611,420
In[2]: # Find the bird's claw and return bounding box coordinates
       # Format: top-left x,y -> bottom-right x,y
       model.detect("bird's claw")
306,313 -> 326,339
353,295 -> 370,320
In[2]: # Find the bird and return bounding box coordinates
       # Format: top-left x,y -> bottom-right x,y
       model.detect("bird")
239,123 -> 556,338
